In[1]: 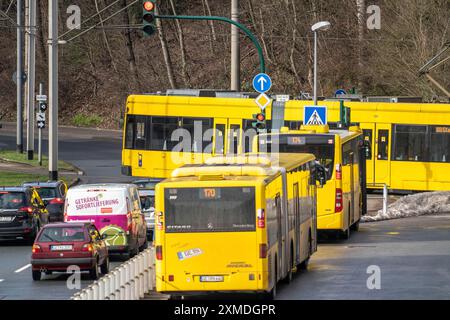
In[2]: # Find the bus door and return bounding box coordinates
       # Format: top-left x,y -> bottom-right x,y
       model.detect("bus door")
360,123 -> 375,186
275,194 -> 282,280
374,124 -> 391,187
213,119 -> 242,155
293,183 -> 300,263
349,152 -> 355,226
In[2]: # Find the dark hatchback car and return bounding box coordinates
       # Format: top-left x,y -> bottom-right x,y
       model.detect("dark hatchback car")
23,181 -> 67,222
0,186 -> 49,242
31,222 -> 109,281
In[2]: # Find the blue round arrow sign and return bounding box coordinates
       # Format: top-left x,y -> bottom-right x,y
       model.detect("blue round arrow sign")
253,73 -> 272,93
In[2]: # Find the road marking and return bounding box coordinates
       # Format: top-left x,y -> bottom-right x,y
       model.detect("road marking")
0,279 -> 4,283
14,264 -> 31,273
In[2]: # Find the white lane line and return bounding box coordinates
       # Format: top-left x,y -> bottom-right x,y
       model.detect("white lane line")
14,264 -> 31,273
0,279 -> 4,283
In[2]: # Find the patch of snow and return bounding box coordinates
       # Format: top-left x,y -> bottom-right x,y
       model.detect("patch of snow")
362,192 -> 450,222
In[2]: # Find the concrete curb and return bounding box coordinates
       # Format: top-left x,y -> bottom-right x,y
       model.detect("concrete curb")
0,156 -> 84,176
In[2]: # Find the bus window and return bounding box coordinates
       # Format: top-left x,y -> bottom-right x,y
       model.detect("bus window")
362,129 -> 372,160
272,136 -> 335,180
392,125 -> 426,161
377,130 -> 390,160
164,187 -> 255,232
430,126 -> 450,163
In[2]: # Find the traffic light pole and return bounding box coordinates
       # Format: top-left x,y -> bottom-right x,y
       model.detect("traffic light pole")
16,0 -> 24,153
48,0 -> 58,180
155,15 -> 265,74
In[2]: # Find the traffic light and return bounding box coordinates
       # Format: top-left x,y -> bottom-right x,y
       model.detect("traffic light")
338,100 -> 351,128
252,111 -> 266,132
143,1 -> 156,37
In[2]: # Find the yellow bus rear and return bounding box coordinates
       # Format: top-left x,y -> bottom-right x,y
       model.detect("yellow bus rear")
255,126 -> 366,238
155,154 -> 320,298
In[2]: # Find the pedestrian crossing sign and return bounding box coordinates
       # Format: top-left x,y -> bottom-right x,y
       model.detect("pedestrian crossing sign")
304,106 -> 327,125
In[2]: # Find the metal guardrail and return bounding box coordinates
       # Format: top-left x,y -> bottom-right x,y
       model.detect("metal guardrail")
71,248 -> 155,300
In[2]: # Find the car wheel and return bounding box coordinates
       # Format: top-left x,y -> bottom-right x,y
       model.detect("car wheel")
89,260 -> 99,280
32,270 -> 41,281
100,256 -> 110,274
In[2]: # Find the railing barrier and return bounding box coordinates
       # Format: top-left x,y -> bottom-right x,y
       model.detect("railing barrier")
71,247 -> 155,300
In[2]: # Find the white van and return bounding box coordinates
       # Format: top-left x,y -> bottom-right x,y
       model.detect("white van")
64,184 -> 147,258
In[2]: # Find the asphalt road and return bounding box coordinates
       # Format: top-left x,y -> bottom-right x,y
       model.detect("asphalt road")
276,213 -> 450,300
1,124 -> 450,300
1,123 -> 132,299
0,122 -> 128,183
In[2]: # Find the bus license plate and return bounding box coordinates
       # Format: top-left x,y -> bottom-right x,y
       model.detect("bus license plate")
51,245 -> 73,251
0,216 -> 13,222
200,276 -> 224,282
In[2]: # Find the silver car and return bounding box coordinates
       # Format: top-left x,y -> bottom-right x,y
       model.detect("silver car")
138,189 -> 155,241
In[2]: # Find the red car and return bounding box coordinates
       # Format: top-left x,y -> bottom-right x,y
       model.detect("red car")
31,222 -> 109,281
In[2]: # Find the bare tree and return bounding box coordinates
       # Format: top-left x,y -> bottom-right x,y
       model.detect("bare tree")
168,0 -> 190,87
155,5 -> 177,89
121,0 -> 140,91
95,0 -> 118,73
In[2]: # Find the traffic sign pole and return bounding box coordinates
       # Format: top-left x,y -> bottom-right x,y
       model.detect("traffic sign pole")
38,83 -> 44,166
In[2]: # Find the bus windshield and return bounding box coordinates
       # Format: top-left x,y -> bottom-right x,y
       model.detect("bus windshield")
164,187 -> 256,233
259,134 -> 335,180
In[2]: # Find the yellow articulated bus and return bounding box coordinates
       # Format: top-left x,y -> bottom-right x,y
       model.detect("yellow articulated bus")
154,153 -> 326,299
254,125 -> 369,238
122,91 -> 450,191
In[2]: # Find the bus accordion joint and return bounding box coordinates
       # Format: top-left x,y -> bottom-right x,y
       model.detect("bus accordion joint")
259,243 -> 268,259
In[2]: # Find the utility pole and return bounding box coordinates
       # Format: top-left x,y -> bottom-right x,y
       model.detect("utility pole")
230,0 -> 240,91
48,0 -> 58,180
26,0 -> 36,160
16,0 -> 24,153
24,0 -> 28,141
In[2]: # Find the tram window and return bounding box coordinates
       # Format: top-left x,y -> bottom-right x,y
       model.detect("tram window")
124,115 -> 148,150
393,125 -> 427,161
285,121 -> 302,130
430,126 -> 450,163
228,125 -> 240,154
215,124 -> 225,154
150,117 -> 180,151
125,115 -> 135,149
182,118 -> 213,153
135,118 -> 147,150
362,129 -> 373,160
377,130 -> 390,160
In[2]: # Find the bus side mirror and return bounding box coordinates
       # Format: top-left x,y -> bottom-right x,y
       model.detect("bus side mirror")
315,165 -> 326,188
363,140 -> 372,159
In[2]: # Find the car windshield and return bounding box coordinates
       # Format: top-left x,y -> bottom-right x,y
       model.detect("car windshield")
0,192 -> 26,209
38,227 -> 86,242
34,187 -> 57,199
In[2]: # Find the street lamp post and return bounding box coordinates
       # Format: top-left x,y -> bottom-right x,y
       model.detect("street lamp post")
312,21 -> 331,106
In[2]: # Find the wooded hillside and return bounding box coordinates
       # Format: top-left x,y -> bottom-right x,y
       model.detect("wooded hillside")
0,0 -> 449,128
